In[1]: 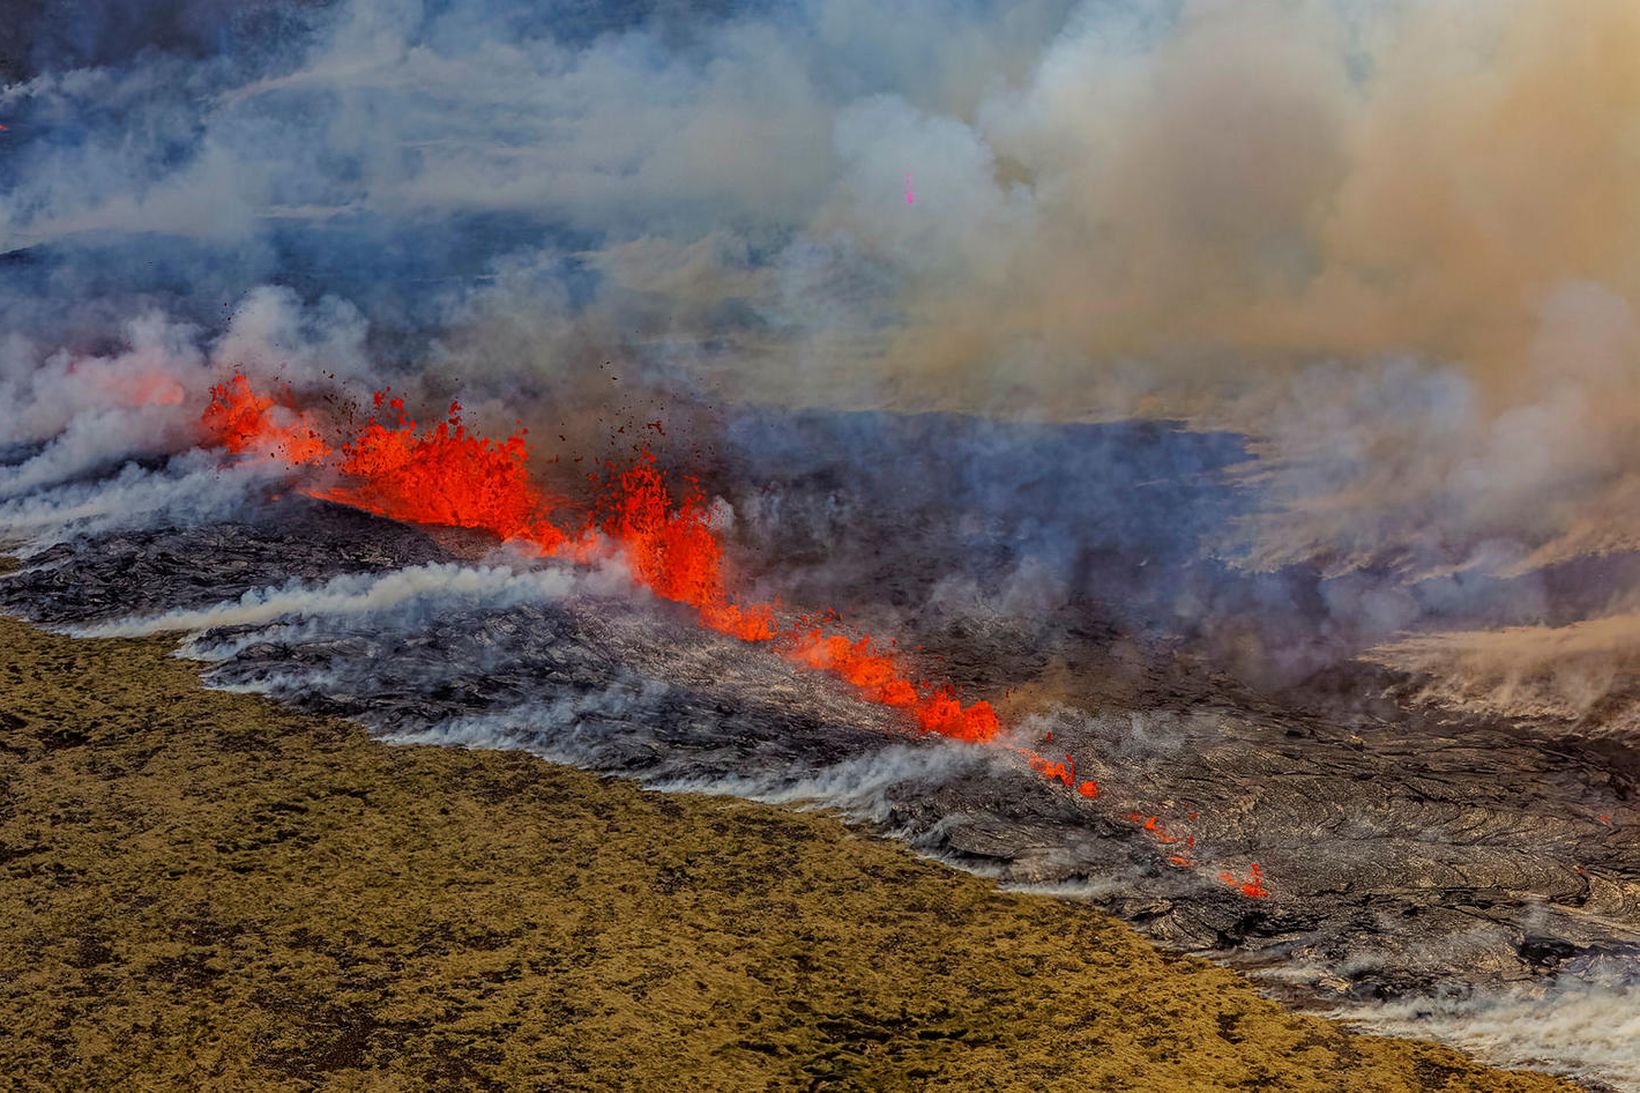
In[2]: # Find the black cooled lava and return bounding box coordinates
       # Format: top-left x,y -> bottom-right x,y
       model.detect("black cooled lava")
4,410 -> 1637,1016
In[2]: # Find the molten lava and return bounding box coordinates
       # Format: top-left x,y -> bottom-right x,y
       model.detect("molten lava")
317,393 -> 565,551
202,373 -> 993,740
201,372 -> 1274,897
589,449 -> 774,641
204,375 -> 330,463
790,629 -> 998,743
1220,863 -> 1268,899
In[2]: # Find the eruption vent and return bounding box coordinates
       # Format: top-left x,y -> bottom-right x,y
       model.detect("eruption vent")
199,371 -> 1271,896
203,374 -> 1001,744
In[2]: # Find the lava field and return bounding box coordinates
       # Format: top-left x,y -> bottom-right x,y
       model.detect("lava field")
6,408 -> 1636,1024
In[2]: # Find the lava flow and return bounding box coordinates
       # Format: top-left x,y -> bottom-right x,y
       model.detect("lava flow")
203,373 -> 1268,896
319,392 -> 566,551
203,375 -> 330,464
202,374 -> 995,741
587,447 -> 775,642
789,626 -> 999,743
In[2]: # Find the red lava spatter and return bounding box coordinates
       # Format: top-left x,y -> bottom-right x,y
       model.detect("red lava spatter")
318,392 -> 568,551
204,375 -> 330,464
204,374 -> 1267,895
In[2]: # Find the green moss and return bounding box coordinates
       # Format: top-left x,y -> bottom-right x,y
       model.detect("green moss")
0,616 -> 1568,1091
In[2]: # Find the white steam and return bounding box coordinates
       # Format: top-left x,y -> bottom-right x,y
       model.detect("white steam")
380,685 -> 677,761
1341,979 -> 1640,1091
0,450 -> 285,551
72,559 -> 621,638
649,739 -> 986,826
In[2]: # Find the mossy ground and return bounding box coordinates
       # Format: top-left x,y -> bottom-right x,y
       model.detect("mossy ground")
0,615 -> 1569,1090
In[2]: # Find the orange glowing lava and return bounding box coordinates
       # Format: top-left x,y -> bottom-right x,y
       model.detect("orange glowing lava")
200,372 -> 1273,897
1219,863 -> 1269,899
316,392 -> 565,551
584,456 -> 995,735
589,449 -> 773,641
204,374 -> 330,464
790,628 -> 998,743
1021,749 -> 1077,788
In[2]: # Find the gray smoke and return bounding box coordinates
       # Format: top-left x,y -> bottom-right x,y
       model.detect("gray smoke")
3,5 -> 1638,1083
4,1 -> 1634,706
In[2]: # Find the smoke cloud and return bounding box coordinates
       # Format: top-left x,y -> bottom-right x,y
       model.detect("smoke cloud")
1341,976 -> 1640,1092
1368,610 -> 1640,735
2,1 -> 1630,536
2,1 -> 1636,763
3,2 -> 1632,512
73,558 -> 616,638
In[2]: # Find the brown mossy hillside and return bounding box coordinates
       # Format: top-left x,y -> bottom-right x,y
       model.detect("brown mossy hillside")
0,616 -> 1569,1090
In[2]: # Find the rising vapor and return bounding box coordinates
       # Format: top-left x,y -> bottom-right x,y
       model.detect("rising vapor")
3,2 -> 1638,1084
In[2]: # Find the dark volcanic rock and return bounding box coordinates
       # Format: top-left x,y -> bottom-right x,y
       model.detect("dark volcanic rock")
5,438 -> 1639,1014
0,499 -> 454,624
